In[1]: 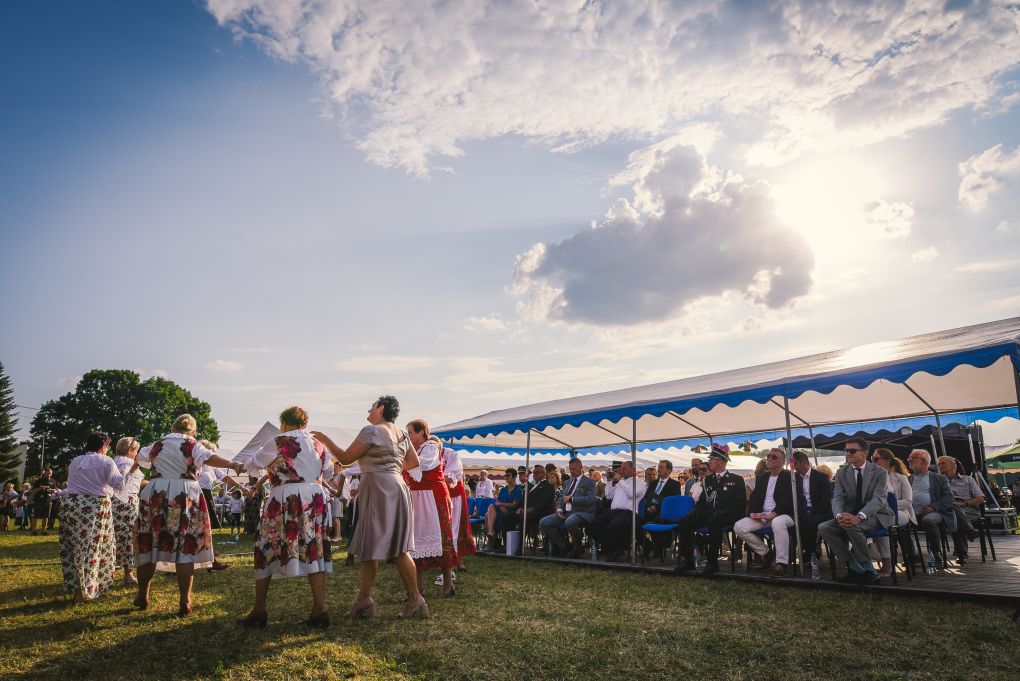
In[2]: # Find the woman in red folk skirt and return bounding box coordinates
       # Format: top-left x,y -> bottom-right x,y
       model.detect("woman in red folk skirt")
404,420 -> 457,597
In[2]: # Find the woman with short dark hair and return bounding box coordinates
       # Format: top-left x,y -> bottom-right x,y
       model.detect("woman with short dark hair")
313,396 -> 425,618
59,431 -> 143,602
237,406 -> 334,628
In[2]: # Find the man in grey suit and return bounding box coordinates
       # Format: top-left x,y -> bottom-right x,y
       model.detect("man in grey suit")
683,458 -> 704,496
539,457 -> 597,559
818,437 -> 892,585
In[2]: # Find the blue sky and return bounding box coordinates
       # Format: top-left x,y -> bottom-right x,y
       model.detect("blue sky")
3,1 -> 1019,450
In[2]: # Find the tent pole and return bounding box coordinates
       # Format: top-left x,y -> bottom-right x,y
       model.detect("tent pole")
902,381 -> 947,456
784,396 -> 803,577
809,425 -> 818,467
631,420 -> 638,566
522,430 -> 531,557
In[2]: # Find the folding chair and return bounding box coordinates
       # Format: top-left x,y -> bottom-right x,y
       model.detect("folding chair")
977,503 -> 997,562
470,498 -> 496,550
642,496 -> 693,563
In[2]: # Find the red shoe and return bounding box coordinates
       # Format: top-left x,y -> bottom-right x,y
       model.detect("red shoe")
177,602 -> 192,617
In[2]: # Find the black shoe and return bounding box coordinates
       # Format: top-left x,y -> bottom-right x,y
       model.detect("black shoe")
701,561 -> 720,576
860,572 -> 881,586
837,570 -> 865,585
568,546 -> 582,559
674,557 -> 694,573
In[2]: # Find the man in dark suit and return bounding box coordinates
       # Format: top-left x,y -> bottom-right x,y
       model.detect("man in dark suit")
674,444 -> 747,575
519,464 -> 555,553
734,448 -> 795,577
642,460 -> 683,560
818,437 -> 892,585
791,450 -> 834,565
683,458 -> 704,496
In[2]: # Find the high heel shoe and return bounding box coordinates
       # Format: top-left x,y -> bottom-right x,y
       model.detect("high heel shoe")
236,610 -> 268,628
301,611 -> 330,628
441,586 -> 457,599
177,602 -> 192,617
343,598 -> 377,619
397,598 -> 429,619
133,594 -> 149,610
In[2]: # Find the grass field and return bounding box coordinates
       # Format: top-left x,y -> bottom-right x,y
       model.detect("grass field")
1,528 -> 1018,680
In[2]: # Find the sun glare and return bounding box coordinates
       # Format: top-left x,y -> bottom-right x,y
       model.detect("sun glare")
771,154 -> 890,264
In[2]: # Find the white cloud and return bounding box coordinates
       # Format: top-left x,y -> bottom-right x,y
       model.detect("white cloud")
207,1 -> 1020,175
958,143 -> 1020,211
996,220 -> 1015,234
865,200 -> 913,239
511,144 -> 813,327
954,259 -> 1020,274
463,315 -> 509,333
56,375 -> 82,391
334,355 -> 436,372
910,246 -> 938,264
205,359 -> 244,372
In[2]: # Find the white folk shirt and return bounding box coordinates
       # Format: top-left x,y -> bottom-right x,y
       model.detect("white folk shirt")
801,473 -> 813,510
606,476 -> 648,512
111,455 -> 144,502
475,479 -> 495,498
763,474 -> 780,514
66,452 -> 143,497
406,441 -> 441,483
442,446 -> 464,484
198,465 -> 226,491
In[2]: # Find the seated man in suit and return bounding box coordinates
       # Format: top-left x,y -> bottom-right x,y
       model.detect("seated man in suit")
938,455 -> 984,564
674,444 -> 747,575
908,449 -> 956,566
684,458 -> 704,496
539,458 -> 597,558
642,459 -> 682,560
791,450 -> 834,565
590,460 -> 648,561
734,448 -> 795,577
519,464 -> 556,552
818,437 -> 892,585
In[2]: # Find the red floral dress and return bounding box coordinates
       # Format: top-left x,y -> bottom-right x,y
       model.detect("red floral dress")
249,430 -> 333,579
137,434 -> 216,571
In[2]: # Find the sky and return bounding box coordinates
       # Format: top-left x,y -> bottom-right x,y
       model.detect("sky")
2,0 -> 1019,451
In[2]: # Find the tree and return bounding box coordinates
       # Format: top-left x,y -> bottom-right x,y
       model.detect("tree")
27,370 -> 219,478
0,362 -> 21,484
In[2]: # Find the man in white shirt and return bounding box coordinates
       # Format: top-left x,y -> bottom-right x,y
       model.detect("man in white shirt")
475,470 -> 495,498
734,449 -> 796,577
589,460 -> 647,561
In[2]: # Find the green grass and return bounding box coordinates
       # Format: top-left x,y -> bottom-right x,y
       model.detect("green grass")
1,528 -> 1018,680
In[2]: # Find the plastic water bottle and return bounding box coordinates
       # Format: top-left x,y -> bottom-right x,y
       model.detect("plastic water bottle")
810,553 -> 821,581
591,543 -> 599,560
927,548 -> 937,575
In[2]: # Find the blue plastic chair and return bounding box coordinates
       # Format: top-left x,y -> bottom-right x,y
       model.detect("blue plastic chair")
642,496 -> 693,563
467,497 -> 476,516
863,492 -> 909,583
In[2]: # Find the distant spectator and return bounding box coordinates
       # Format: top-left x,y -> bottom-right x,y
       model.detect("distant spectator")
938,456 -> 984,564
590,470 -> 606,499
475,470 -> 495,499
816,464 -> 835,481
0,482 -> 18,530
485,468 -> 523,551
684,458 -> 704,495
29,468 -> 55,535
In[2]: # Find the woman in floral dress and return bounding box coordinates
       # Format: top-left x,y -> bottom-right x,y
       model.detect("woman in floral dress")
237,406 -> 334,628
111,436 -> 143,585
59,432 -> 142,602
135,414 -> 244,616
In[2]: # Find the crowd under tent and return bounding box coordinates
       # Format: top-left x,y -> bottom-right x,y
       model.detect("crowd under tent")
434,316 -> 1020,566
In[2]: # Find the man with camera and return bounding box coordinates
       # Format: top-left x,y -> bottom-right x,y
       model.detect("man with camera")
590,460 -> 647,562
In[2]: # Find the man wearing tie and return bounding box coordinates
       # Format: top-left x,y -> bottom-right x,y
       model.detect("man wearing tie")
818,437 -> 893,585
539,458 -> 597,558
642,460 -> 682,560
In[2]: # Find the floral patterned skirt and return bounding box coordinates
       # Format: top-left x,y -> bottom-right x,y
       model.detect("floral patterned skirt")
58,494 -> 116,600
254,482 -> 332,579
137,479 -> 213,572
111,495 -> 138,569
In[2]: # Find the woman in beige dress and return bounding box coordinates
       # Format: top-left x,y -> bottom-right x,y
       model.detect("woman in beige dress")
313,395 -> 426,618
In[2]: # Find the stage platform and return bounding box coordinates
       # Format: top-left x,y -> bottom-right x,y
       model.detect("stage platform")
478,533 -> 1020,612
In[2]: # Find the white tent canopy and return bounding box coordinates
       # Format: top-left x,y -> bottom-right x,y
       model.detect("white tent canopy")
436,317 -> 1020,452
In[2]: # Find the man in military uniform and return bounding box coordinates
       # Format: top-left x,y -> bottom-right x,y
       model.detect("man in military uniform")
674,444 -> 747,575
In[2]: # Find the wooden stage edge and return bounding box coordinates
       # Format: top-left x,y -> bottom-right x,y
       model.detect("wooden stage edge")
477,549 -> 1020,618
